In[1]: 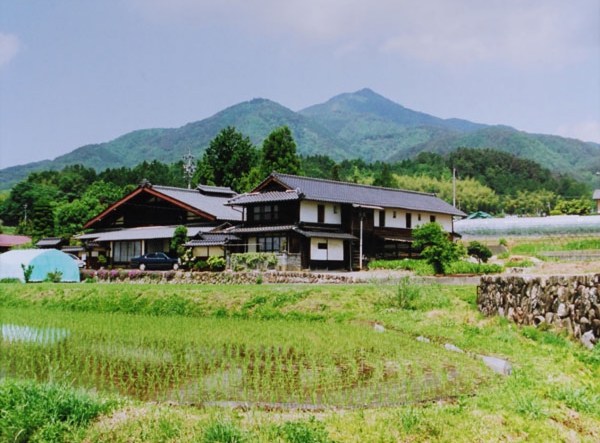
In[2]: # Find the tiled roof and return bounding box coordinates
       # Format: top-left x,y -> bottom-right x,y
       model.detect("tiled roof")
86,226 -> 210,242
261,172 -> 465,217
36,237 -> 63,247
153,186 -> 242,221
294,229 -> 357,240
227,190 -> 300,205
196,184 -> 236,197
227,224 -> 297,234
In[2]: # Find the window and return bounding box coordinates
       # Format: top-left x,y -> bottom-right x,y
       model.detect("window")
430,215 -> 436,223
317,242 -> 328,250
252,204 -> 280,222
333,205 -> 338,214
406,213 -> 412,228
418,214 -> 422,221
257,235 -> 287,253
393,211 -> 397,219
113,241 -> 141,263
317,204 -> 325,223
379,210 -> 385,227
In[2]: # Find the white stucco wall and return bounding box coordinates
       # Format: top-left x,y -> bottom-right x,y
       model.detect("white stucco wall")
300,201 -> 341,224
374,209 -> 453,231
310,238 -> 344,261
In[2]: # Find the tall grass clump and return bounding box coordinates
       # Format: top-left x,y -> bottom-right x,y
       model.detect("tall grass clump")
0,378 -> 117,443
377,277 -> 450,311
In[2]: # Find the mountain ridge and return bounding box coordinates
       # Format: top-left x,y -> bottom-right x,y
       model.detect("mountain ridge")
1,88 -> 598,190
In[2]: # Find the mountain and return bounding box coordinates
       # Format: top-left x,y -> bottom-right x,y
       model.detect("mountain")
1,88 -> 599,190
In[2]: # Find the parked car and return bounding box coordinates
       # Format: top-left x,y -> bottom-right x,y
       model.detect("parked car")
66,253 -> 86,268
129,252 -> 180,271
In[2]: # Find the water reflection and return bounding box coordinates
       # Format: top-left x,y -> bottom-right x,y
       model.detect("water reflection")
2,324 -> 70,345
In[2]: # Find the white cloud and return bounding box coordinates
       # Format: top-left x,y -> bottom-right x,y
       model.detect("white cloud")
129,0 -> 599,66
557,120 -> 600,144
0,32 -> 20,68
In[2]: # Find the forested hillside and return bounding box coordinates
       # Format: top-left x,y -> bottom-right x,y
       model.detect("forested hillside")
1,88 -> 599,190
0,132 -> 591,243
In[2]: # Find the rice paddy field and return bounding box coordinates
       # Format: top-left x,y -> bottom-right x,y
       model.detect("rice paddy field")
2,276 -> 600,441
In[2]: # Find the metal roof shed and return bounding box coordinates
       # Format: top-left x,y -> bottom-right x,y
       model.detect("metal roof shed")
0,249 -> 80,282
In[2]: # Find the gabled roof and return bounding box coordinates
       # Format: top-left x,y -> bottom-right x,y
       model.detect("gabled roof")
230,172 -> 466,217
84,184 -> 242,229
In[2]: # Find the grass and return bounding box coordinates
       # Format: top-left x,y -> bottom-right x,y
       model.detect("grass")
509,235 -> 600,256
2,282 -> 600,442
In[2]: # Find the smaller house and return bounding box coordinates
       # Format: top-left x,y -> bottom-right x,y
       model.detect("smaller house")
0,249 -> 80,282
593,190 -> 600,214
0,234 -> 31,253
80,181 -> 242,267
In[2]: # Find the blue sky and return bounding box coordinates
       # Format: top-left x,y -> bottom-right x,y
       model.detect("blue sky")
1,0 -> 599,169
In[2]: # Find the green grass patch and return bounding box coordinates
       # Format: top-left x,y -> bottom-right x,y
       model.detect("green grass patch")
0,378 -> 118,443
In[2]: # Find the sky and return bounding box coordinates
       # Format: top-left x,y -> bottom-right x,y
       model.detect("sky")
1,0 -> 599,170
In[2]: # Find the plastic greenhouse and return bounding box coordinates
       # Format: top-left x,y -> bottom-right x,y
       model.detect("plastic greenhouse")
0,249 -> 80,282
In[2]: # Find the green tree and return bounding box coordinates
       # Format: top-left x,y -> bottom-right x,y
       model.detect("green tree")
467,241 -> 493,263
31,198 -> 55,242
199,126 -> 258,192
170,225 -> 188,258
260,125 -> 302,177
413,222 -> 464,275
372,163 -> 397,188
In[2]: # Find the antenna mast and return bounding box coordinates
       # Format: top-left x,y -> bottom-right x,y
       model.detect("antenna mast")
182,149 -> 196,189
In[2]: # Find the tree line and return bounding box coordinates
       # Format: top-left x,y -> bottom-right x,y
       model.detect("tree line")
0,125 -> 592,243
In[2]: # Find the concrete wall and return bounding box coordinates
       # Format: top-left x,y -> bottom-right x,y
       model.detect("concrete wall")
478,274 -> 600,348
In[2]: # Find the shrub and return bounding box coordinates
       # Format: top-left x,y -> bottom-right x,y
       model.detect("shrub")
45,269 -> 63,283
207,255 -> 226,272
467,241 -> 492,263
231,252 -> 277,271
0,278 -> 22,284
413,222 -> 465,275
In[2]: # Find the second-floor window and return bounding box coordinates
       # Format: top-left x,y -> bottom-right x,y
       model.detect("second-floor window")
317,204 -> 325,223
253,204 -> 280,222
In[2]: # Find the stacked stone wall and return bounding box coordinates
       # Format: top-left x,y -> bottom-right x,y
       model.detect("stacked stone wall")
478,274 -> 600,348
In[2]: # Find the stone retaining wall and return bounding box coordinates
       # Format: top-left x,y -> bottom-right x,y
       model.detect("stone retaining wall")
84,269 -> 364,285
478,274 -> 599,348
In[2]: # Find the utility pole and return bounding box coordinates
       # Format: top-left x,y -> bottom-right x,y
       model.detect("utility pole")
452,168 -> 456,208
182,149 -> 196,189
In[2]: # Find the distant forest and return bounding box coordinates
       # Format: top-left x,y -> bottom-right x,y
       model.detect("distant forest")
0,145 -> 592,243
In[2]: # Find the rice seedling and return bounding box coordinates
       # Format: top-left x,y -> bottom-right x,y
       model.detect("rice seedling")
1,306 -> 490,409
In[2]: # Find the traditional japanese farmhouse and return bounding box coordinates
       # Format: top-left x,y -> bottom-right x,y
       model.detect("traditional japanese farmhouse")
226,172 -> 466,270
79,181 -> 242,267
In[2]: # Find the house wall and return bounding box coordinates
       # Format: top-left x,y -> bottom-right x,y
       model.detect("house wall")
310,238 -> 344,261
300,201 -> 342,224
374,209 -> 453,231
192,246 -> 224,258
